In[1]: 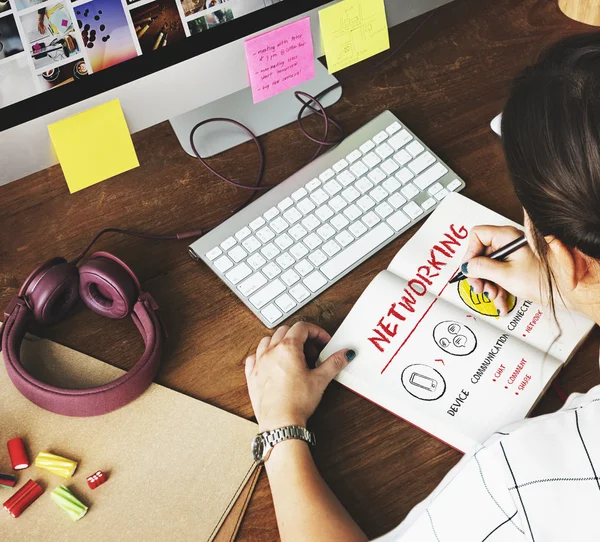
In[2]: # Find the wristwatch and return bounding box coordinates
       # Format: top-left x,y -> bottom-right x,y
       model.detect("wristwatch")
251,425 -> 316,464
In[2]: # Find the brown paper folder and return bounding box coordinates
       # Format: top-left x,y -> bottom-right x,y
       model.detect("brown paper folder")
0,335 -> 259,541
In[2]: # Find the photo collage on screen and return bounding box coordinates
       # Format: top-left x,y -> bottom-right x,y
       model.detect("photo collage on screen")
0,0 -> 283,109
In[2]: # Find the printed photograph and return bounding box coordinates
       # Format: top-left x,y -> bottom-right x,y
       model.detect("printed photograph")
0,55 -> 37,107
188,7 -> 232,36
0,14 -> 24,62
38,57 -> 88,89
130,0 -> 184,54
0,0 -> 11,13
13,0 -> 45,11
180,0 -> 232,19
75,0 -> 137,72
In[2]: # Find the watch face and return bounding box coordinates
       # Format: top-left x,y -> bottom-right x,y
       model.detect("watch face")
251,435 -> 264,461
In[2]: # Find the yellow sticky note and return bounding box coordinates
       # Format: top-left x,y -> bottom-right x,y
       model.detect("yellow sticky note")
48,99 -> 139,194
319,0 -> 390,74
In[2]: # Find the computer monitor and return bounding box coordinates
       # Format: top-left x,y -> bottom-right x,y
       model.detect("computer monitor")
0,0 -> 453,186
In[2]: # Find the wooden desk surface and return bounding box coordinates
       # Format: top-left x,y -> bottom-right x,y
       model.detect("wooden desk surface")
2,0 -> 599,539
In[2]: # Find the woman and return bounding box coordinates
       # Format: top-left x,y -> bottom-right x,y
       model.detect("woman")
245,33 -> 600,541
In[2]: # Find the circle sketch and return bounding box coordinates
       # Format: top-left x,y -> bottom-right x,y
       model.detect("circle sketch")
433,321 -> 477,356
401,364 -> 446,401
457,279 -> 516,317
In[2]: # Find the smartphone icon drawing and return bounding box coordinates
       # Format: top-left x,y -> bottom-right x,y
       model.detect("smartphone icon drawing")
409,372 -> 438,392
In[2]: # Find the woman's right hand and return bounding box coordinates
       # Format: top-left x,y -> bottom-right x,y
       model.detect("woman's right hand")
461,225 -> 544,315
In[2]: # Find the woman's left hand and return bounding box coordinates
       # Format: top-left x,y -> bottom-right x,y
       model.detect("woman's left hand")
245,322 -> 352,432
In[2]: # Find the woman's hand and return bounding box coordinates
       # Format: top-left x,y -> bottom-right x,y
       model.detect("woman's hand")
245,322 -> 353,432
461,225 -> 544,314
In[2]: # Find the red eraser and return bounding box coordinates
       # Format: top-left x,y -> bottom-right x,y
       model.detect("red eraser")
7,438 -> 29,470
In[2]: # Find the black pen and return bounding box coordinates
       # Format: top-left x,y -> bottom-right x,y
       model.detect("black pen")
449,235 -> 528,284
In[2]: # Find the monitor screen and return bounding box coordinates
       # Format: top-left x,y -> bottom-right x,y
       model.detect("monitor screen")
0,0 -> 329,130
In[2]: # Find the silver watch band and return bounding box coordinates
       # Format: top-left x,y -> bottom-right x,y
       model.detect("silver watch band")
263,425 -> 316,449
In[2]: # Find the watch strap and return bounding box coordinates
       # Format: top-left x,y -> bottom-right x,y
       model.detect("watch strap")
263,425 -> 316,449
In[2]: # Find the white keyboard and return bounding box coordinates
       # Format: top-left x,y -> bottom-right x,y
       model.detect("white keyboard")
189,110 -> 465,328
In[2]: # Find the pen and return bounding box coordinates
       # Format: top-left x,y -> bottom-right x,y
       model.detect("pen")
449,235 -> 528,284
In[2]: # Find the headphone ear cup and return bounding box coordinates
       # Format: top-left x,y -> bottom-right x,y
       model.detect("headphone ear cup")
78,254 -> 139,319
22,259 -> 80,325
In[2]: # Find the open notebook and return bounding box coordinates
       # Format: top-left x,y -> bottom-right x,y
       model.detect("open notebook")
319,193 -> 595,453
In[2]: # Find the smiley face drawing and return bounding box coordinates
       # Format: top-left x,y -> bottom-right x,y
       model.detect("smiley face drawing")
433,321 -> 477,356
457,279 -> 516,318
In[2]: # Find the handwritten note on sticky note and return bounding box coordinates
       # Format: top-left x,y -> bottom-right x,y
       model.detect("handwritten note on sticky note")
319,0 -> 390,74
245,17 -> 315,104
48,99 -> 139,194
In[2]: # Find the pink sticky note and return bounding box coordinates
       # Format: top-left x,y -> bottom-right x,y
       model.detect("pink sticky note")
61,19 -> 68,27
244,17 -> 315,104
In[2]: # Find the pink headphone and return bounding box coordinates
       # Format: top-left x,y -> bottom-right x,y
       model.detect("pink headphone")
0,227 -> 203,417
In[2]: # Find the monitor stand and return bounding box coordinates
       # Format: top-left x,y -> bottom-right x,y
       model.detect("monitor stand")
170,61 -> 342,159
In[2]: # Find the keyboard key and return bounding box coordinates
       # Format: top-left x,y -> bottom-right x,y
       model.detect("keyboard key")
321,223 -> 394,280
369,186 -> 388,203
356,177 -> 373,194
393,149 -> 412,166
373,130 -> 389,144
348,222 -> 367,238
290,243 -> 309,260
275,233 -> 293,250
401,183 -> 419,200
238,272 -> 267,297
242,236 -> 261,253
221,237 -> 236,251
275,293 -> 297,313
362,152 -> 381,168
289,224 -> 308,241
316,223 -> 336,240
381,159 -> 399,175
350,161 -> 368,178
428,182 -> 444,195
367,168 -> 386,184
256,226 -> 275,243
304,271 -> 327,292
375,143 -> 394,160
292,187 -> 307,201
324,180 -> 342,196
297,197 -> 316,215
409,152 -> 436,175
320,168 -> 335,182
302,214 -> 320,231
342,186 -> 360,203
346,149 -> 362,164
295,259 -> 314,276
250,217 -> 266,231
388,192 -> 407,209
250,279 -> 286,309
228,245 -> 247,263
214,255 -> 234,272
276,252 -> 295,270
359,140 -> 375,154
289,283 -> 310,302
447,179 -> 462,191
270,216 -> 288,234
383,177 -> 401,193
435,188 -> 450,200
357,195 -> 375,211
248,253 -> 266,270
264,207 -> 279,220
263,262 -> 282,279
389,130 -> 413,150
308,249 -> 327,266
322,240 -> 341,256
281,269 -> 301,286
395,168 -> 414,184
387,210 -> 410,231
315,205 -> 334,222
206,247 -> 222,261
375,202 -> 394,219
362,211 -> 381,227
386,122 -> 402,135
413,163 -> 448,190
406,141 -> 424,157
333,159 -> 348,173
306,178 -> 321,192
278,197 -> 294,212
337,171 -> 356,187
283,208 -> 302,225
329,195 -> 347,212
403,201 -> 424,219
226,262 -> 252,285
311,188 -> 329,206
343,204 -> 362,221
304,233 -> 322,250
235,227 -> 251,241
336,230 -> 355,246
330,214 -> 349,231
422,197 -> 437,211
261,303 -> 283,323
261,243 -> 280,259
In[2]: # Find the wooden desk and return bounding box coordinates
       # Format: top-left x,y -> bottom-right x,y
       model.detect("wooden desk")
1,0 -> 599,538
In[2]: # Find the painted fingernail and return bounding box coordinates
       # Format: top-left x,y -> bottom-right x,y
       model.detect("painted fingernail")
483,292 -> 490,301
470,284 -> 474,292
345,350 -> 356,362
461,262 -> 469,275
497,309 -> 501,316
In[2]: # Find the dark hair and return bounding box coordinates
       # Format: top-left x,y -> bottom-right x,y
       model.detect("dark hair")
501,31 -> 600,312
